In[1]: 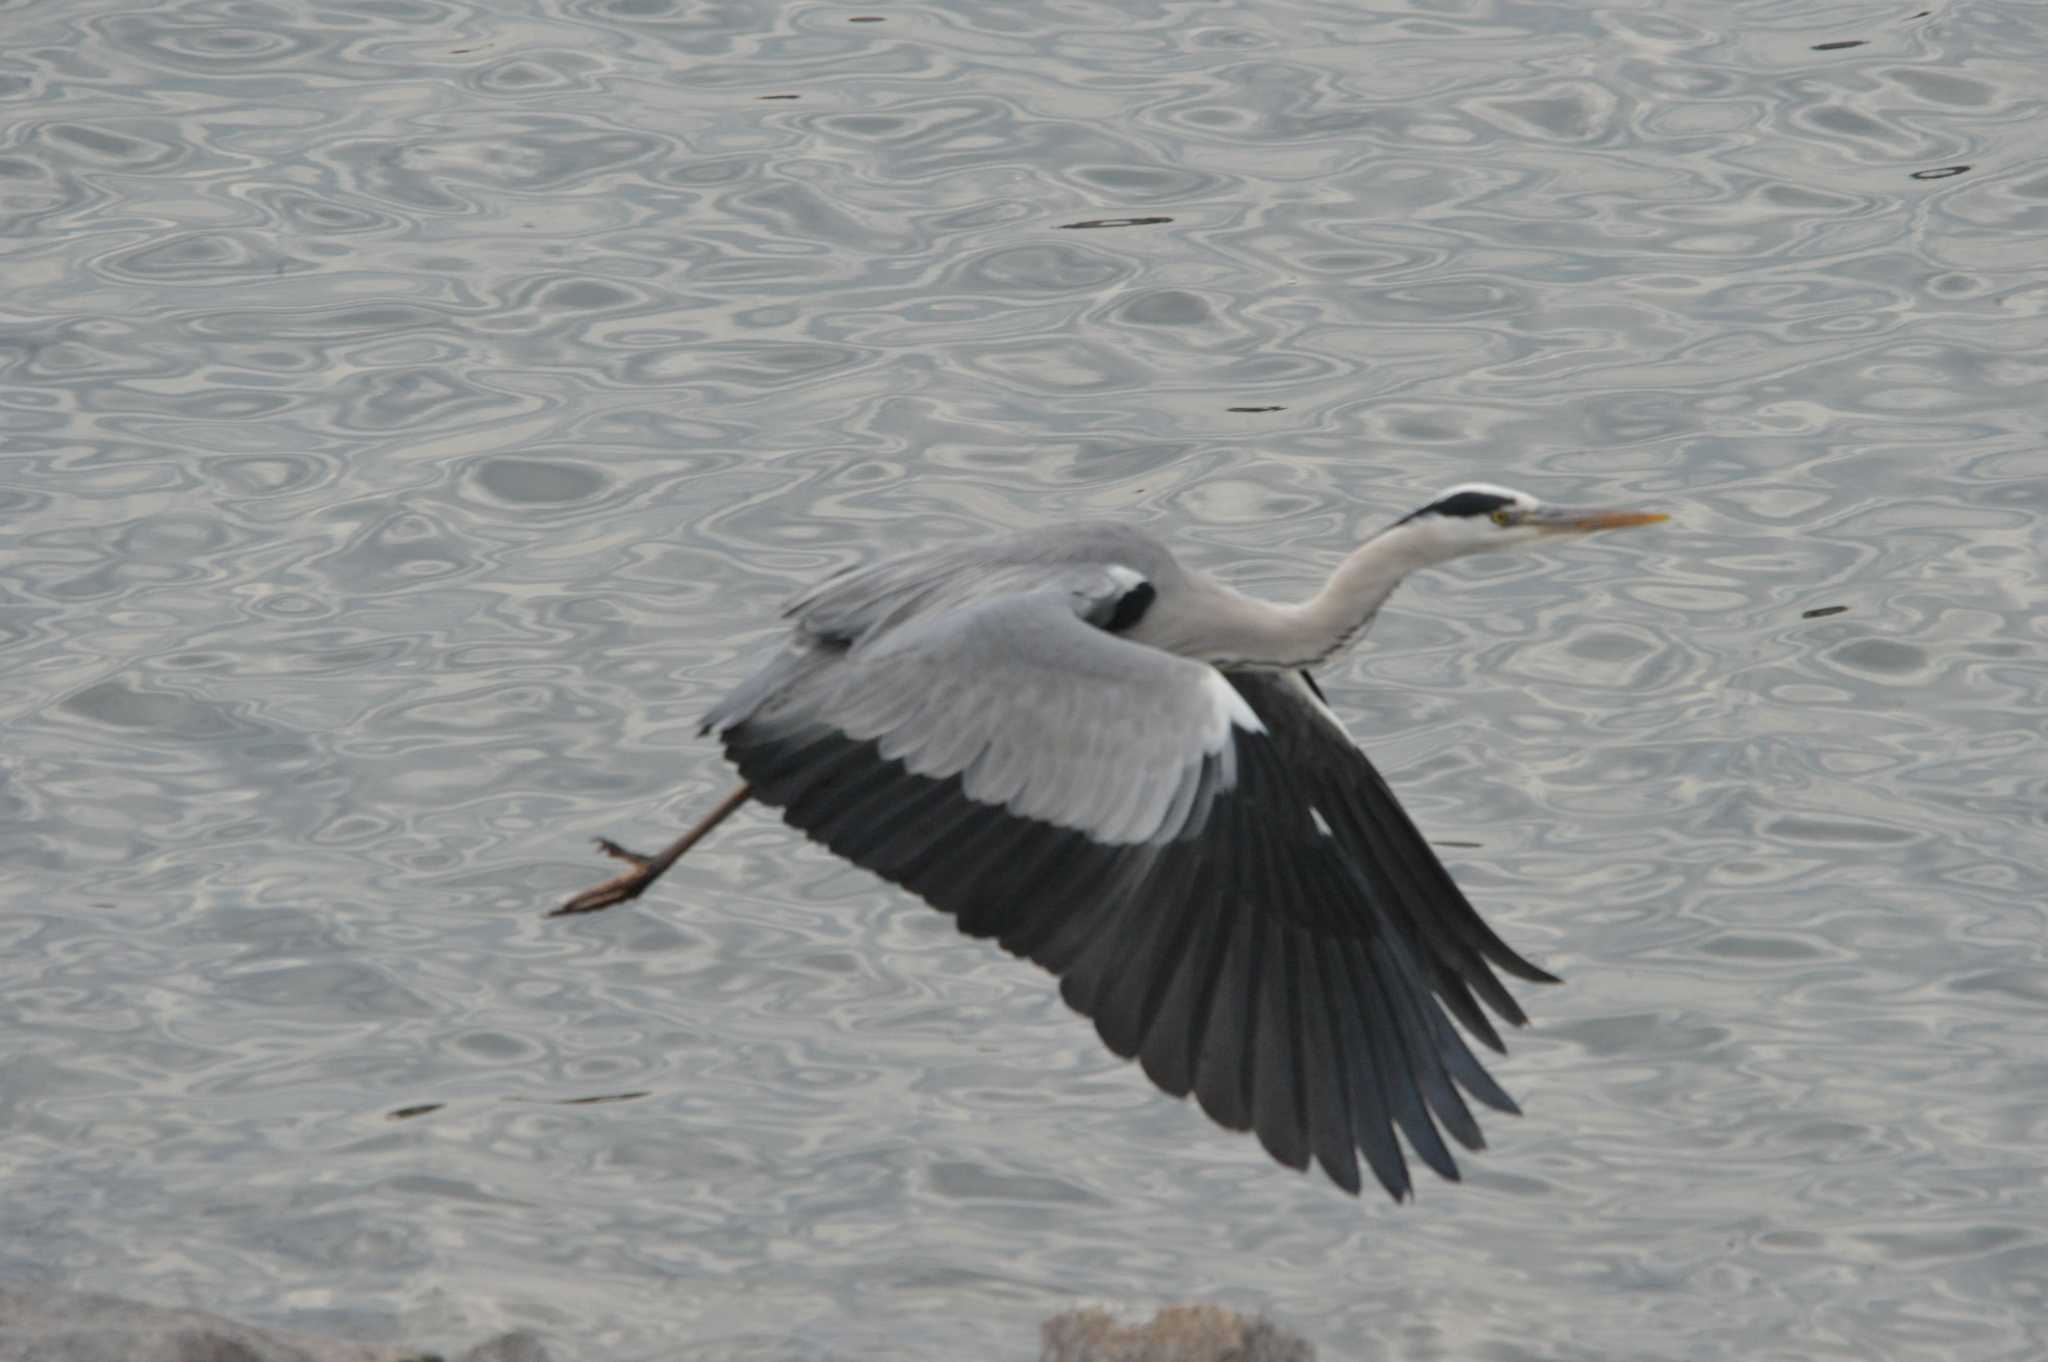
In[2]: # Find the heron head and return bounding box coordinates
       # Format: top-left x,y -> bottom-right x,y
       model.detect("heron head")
1390,483 -> 1666,564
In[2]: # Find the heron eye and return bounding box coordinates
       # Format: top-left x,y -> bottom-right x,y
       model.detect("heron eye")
1490,508 -> 1512,526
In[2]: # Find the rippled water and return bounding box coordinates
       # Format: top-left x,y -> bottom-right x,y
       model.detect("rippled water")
4,0 -> 2046,1357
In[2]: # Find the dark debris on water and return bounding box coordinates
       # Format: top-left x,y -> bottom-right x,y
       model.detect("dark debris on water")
1059,217 -> 1174,229
387,1103 -> 443,1120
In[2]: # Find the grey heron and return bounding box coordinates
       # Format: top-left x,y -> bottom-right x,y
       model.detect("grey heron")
555,484 -> 1665,1199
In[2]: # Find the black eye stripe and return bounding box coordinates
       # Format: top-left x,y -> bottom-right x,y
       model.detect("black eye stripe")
1397,490 -> 1515,524
1431,491 -> 1515,518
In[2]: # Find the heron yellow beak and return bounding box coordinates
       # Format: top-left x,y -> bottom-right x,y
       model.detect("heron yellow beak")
1526,507 -> 1668,534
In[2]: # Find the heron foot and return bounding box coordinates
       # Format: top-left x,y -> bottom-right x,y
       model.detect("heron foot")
593,837 -> 653,868
549,838 -> 658,916
545,783 -> 753,920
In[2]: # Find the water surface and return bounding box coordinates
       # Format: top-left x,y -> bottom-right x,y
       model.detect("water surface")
3,0 -> 2046,1357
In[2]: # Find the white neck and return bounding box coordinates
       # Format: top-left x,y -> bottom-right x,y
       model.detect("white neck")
1156,525 -> 1443,669
1270,529 -> 1432,667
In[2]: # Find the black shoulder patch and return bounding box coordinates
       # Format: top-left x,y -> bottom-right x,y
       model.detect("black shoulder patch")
1101,579 -> 1155,633
1400,490 -> 1512,524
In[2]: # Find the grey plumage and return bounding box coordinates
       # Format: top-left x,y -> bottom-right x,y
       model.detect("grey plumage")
563,485 -> 1667,1199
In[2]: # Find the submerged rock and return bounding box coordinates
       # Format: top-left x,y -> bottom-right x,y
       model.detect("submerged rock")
1042,1304 -> 1315,1362
0,1286 -> 552,1362
1,1284 -> 1314,1361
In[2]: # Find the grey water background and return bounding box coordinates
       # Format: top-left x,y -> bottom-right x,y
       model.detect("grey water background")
2,0 -> 2045,1356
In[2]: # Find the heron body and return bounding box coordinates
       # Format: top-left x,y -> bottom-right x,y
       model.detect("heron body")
559,484 -> 1664,1199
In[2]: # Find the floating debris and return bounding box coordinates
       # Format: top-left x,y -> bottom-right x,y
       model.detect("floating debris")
1058,216 -> 1174,230
1434,840 -> 1483,849
1227,405 -> 1285,413
387,1103 -> 443,1121
1912,165 -> 1970,180
552,1091 -> 650,1106
758,94 -> 800,100
1811,39 -> 1867,50
1802,605 -> 1849,620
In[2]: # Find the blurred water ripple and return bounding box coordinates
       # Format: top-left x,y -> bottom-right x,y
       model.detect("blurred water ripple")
3,0 -> 2046,1357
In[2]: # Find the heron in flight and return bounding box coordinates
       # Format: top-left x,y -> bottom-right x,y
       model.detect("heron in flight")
555,484 -> 1665,1199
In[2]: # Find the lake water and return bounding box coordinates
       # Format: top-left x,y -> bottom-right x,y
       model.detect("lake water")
3,0 -> 2046,1357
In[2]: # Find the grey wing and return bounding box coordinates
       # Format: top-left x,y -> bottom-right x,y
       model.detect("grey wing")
707,573 -> 1528,1199
721,575 -> 1251,846
780,522 -> 1180,650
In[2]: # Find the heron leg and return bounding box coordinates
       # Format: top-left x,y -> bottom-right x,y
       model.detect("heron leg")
550,782 -> 753,917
